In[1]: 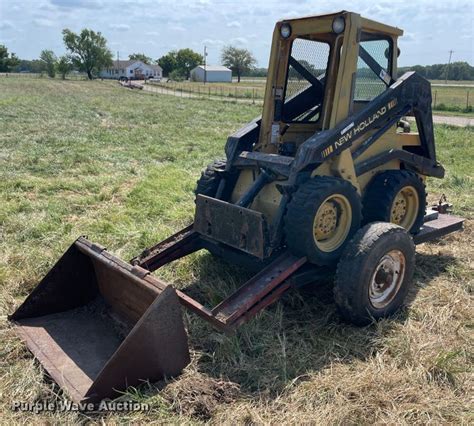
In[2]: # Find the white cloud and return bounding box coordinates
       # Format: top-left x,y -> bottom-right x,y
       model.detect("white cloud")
2,0 -> 473,66
230,37 -> 248,45
170,24 -> 185,32
0,37 -> 16,44
49,0 -> 104,9
226,21 -> 241,28
32,18 -> 55,27
284,10 -> 302,18
0,21 -> 15,30
109,23 -> 130,31
202,38 -> 224,46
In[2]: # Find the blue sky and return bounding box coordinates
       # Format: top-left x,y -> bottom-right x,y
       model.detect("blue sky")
0,0 -> 472,67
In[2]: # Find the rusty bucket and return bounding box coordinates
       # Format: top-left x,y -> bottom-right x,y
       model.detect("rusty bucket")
9,237 -> 190,403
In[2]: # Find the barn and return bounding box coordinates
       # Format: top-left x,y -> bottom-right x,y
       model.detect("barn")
190,65 -> 232,82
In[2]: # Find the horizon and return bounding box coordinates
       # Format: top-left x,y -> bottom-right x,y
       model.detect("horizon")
1,0 -> 473,68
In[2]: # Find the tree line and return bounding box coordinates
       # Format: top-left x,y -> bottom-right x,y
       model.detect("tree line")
398,62 -> 473,81
0,28 -> 257,82
0,29 -> 114,79
3,31 -> 471,81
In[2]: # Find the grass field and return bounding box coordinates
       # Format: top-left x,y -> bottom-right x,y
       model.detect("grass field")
0,78 -> 473,423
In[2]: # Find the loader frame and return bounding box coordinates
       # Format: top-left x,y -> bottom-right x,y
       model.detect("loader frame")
9,10 -> 466,405
132,210 -> 463,332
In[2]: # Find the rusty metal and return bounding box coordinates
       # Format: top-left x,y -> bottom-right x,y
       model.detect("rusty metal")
212,252 -> 306,324
131,224 -> 202,271
10,237 -> 190,403
414,213 -> 464,244
9,211 -> 464,403
194,195 -> 268,258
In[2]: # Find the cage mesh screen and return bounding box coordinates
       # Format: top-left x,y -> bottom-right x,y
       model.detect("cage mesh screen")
354,38 -> 390,101
285,38 -> 330,100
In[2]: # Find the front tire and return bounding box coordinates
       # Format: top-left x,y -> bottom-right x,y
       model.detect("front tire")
195,159 -> 226,199
284,176 -> 362,266
334,222 -> 415,326
362,170 -> 426,234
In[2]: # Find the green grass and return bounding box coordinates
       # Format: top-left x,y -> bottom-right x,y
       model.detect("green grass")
0,78 -> 472,423
153,79 -> 473,112
432,85 -> 473,113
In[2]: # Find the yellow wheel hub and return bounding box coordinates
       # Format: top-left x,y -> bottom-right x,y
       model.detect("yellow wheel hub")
312,194 -> 352,252
390,186 -> 419,230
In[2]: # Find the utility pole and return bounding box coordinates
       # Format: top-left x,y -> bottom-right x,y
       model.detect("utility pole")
203,45 -> 207,84
445,50 -> 453,84
116,51 -> 120,78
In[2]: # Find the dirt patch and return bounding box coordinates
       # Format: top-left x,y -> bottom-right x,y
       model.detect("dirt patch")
163,372 -> 240,421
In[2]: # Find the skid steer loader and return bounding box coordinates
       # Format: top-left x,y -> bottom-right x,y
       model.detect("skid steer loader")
10,11 -> 464,404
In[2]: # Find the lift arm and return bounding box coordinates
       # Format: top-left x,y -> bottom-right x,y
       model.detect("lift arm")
291,72 -> 443,179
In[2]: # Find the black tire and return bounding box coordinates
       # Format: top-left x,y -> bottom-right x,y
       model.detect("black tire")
284,176 -> 362,266
195,159 -> 226,199
362,170 -> 426,234
334,222 -> 415,326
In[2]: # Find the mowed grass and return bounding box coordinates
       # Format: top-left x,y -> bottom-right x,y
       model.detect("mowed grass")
0,77 -> 473,423
154,78 -> 473,112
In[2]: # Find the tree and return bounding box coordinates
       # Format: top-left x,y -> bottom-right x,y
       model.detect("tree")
0,45 -> 19,72
56,55 -> 72,79
158,51 -> 178,77
40,50 -> 57,78
12,59 -> 44,73
62,28 -> 113,79
158,49 -> 202,78
129,53 -> 152,64
175,48 -> 203,79
221,46 -> 256,82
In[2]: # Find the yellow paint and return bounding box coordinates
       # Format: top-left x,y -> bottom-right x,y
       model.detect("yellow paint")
230,11 -> 426,219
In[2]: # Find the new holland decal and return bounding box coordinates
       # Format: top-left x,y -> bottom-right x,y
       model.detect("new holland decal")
321,98 -> 398,158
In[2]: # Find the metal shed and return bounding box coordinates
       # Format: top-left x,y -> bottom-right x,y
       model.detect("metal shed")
190,65 -> 232,82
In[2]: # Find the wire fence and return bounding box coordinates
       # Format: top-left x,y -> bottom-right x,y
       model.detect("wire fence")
148,81 -> 472,112
1,73 -> 472,112
147,82 -> 265,103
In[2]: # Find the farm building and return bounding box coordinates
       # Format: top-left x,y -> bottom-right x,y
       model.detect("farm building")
100,60 -> 162,80
190,65 -> 232,82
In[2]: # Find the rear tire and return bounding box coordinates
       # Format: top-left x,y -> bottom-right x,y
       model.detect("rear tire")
362,170 -> 426,234
284,176 -> 362,266
334,222 -> 415,326
195,159 -> 226,199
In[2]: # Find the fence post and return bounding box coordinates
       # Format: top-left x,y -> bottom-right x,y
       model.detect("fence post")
209,86 -> 211,98
434,90 -> 437,109
253,88 -> 255,104
467,91 -> 470,110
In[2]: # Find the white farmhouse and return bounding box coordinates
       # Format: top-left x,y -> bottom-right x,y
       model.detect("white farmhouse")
100,60 -> 162,80
190,65 -> 232,83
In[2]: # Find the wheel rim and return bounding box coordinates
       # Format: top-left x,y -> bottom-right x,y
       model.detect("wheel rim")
312,194 -> 352,252
369,249 -> 406,309
390,186 -> 419,230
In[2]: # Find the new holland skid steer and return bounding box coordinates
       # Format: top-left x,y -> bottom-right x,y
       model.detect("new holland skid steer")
10,11 -> 464,404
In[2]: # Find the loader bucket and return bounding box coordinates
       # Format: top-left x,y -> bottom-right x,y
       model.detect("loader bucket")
9,237 -> 190,404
